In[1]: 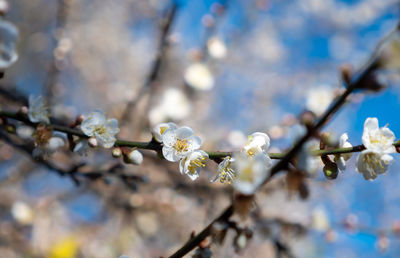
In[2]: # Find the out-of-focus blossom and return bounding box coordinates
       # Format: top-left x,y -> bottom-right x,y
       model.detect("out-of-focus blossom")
297,140 -> 321,175
334,133 -> 353,172
311,206 -> 330,232
233,152 -> 272,195
126,149 -> 143,165
379,32 -> 400,70
242,132 -> 270,157
16,125 -> 34,140
152,122 -> 177,142
207,37 -> 227,59
0,18 -> 18,69
306,87 -> 334,116
11,201 -> 33,225
184,63 -> 214,90
73,139 -> 89,156
162,126 -> 202,162
356,118 -> 395,180
179,150 -> 208,180
81,110 -> 119,148
149,88 -> 190,124
212,156 -> 236,184
33,132 -> 67,158
28,95 -> 50,124
227,130 -> 247,148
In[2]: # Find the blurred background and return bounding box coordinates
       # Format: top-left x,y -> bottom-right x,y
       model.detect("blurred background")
1,0 -> 400,257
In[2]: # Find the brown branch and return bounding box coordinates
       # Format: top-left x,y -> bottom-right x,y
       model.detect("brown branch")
120,2 -> 178,124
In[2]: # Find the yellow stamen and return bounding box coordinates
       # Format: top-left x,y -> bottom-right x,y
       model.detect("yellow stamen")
174,139 -> 189,153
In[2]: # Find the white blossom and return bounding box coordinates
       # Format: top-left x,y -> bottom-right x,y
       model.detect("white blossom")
184,63 -> 214,90
149,88 -> 191,124
207,37 -> 227,59
356,117 -> 396,180
0,18 -> 18,69
11,201 -> 33,225
152,122 -> 178,143
361,117 -> 395,154
161,126 -> 202,162
242,132 -> 270,157
32,132 -> 67,158
233,152 -> 272,195
16,125 -> 34,140
73,139 -> 89,156
179,150 -> 208,180
211,156 -> 236,184
298,140 -> 321,175
334,133 -> 353,171
28,95 -> 50,123
81,110 -> 119,148
356,150 -> 392,180
306,87 -> 334,116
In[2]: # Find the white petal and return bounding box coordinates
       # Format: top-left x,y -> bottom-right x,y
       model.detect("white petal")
73,140 -> 89,156
190,136 -> 202,150
175,126 -> 194,139
339,133 -> 349,147
179,158 -> 186,174
251,132 -> 270,150
95,132 -> 116,148
356,152 -> 376,180
106,119 -> 120,135
162,129 -> 176,147
186,171 -> 199,181
162,146 -> 180,162
335,156 -> 346,171
364,117 -> 379,132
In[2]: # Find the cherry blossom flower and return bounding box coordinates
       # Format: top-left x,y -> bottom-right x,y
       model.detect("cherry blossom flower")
207,37 -> 227,59
179,150 -> 208,180
242,132 -> 270,157
28,95 -> 50,124
149,88 -> 190,124
161,126 -> 202,162
334,133 -> 353,172
152,122 -> 177,143
233,152 -> 272,195
356,117 -> 396,180
32,132 -> 67,158
81,110 -> 119,148
297,140 -> 321,176
211,156 -> 236,184
306,87 -> 334,116
184,63 -> 214,90
73,139 -> 89,156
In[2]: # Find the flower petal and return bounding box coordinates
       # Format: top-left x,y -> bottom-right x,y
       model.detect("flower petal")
162,146 -> 180,162
162,129 -> 176,147
364,117 -> 379,132
175,126 -> 194,139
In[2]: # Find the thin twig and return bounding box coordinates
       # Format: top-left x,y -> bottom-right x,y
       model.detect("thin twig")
120,3 -> 178,124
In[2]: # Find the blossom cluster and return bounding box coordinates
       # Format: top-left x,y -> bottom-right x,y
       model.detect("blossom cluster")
213,132 -> 273,195
152,123 -> 208,181
24,95 -> 400,185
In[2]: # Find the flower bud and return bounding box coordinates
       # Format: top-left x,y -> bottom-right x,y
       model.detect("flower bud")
124,149 -> 143,165
112,148 -> 122,158
19,106 -> 28,115
323,162 -> 338,180
88,137 -> 98,148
